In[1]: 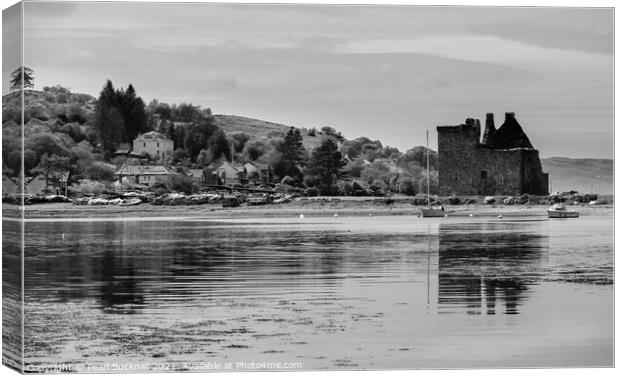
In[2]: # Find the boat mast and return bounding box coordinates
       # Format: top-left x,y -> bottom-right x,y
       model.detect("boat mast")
426,130 -> 430,207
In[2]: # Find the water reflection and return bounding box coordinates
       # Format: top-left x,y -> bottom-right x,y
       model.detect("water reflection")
437,222 -> 546,315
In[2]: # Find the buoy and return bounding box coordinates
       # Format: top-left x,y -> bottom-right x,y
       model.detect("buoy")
498,215 -> 503,219
299,214 -> 304,219
469,214 -> 474,217
369,213 -> 373,217
334,214 -> 338,219
61,233 -> 65,240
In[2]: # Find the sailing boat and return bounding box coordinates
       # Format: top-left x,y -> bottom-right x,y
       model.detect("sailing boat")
419,130 -> 445,218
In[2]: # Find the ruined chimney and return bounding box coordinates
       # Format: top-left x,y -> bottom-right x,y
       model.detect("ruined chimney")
505,112 -> 516,120
482,112 -> 496,145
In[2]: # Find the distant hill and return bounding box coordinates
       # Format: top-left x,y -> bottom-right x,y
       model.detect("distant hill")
214,114 -> 326,151
541,157 -> 613,195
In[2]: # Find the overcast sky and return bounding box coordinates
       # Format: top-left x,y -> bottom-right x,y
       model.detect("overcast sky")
4,2 -> 613,158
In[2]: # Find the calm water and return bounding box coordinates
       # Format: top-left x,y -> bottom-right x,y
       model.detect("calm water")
19,213 -> 613,371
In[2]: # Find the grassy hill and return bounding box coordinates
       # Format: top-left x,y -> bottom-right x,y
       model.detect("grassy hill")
541,157 -> 613,195
214,114 -> 325,151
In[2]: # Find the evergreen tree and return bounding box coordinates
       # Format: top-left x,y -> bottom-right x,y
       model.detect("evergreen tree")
119,84 -> 149,142
274,127 -> 305,179
94,80 -> 125,159
305,138 -> 346,195
10,66 -> 34,91
208,129 -> 232,162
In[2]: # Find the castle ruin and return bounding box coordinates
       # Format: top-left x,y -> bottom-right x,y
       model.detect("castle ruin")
437,112 -> 549,196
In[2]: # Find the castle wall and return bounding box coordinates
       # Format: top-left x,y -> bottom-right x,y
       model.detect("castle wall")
520,150 -> 549,195
437,116 -> 548,196
477,149 -> 523,195
437,124 -> 480,196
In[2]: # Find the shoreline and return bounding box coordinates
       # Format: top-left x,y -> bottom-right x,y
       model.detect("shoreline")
3,199 -> 613,220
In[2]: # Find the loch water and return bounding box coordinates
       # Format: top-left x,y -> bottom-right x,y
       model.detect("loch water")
15,212 -> 613,371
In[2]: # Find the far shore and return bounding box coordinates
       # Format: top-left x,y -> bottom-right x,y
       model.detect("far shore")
2,196 -> 614,220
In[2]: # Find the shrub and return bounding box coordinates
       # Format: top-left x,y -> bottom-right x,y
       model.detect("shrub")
72,179 -> 105,197
305,187 -> 319,197
166,174 -> 193,195
447,195 -> 461,205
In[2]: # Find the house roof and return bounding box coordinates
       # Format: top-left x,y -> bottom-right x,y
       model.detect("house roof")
116,165 -> 175,176
187,169 -> 204,178
214,161 -> 246,172
134,131 -> 171,142
486,112 -> 534,150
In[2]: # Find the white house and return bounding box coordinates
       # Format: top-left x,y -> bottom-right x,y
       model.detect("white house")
133,131 -> 174,159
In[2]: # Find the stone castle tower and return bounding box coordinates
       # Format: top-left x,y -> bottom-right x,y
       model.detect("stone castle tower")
437,112 -> 549,196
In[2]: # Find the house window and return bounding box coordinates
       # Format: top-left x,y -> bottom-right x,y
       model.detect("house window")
481,170 -> 488,179
143,142 -> 146,147
157,150 -> 160,155
157,142 -> 160,147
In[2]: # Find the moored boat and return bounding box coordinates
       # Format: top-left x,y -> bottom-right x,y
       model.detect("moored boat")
420,206 -> 445,217
419,130 -> 446,218
547,203 -> 579,218
120,198 -> 142,206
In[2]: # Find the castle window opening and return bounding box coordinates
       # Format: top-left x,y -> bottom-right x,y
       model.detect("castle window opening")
481,170 -> 488,179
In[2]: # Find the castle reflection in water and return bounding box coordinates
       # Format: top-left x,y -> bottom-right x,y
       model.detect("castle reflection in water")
437,222 -> 547,315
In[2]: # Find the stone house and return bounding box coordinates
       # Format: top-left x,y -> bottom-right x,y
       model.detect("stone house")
437,112 -> 549,196
116,165 -> 176,187
133,131 -> 174,159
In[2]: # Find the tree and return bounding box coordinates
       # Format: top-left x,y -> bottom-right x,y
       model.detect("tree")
183,119 -> 218,161
94,80 -> 125,159
10,66 -> 34,91
243,139 -> 266,161
118,83 -> 149,142
208,130 -> 231,162
274,127 -> 305,180
32,154 -> 72,188
230,132 -> 251,153
305,138 -> 346,195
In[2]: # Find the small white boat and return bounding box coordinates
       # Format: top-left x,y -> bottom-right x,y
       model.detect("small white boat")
420,206 -> 445,217
547,203 -> 579,218
120,198 -> 142,206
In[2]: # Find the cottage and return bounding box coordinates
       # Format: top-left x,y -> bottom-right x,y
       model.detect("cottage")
2,175 -> 20,194
202,168 -> 220,185
213,161 -> 248,185
133,131 -> 174,159
187,169 -> 205,186
25,174 -> 51,195
243,162 -> 261,184
5,173 -> 68,195
116,165 -> 176,187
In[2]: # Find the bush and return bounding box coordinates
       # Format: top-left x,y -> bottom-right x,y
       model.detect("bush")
84,163 -> 115,182
305,187 -> 319,197
369,180 -> 388,196
166,174 -> 194,194
447,195 -> 461,205
398,177 -> 417,196
72,179 -> 106,197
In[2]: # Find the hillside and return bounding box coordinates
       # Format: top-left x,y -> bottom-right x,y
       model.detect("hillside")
214,114 -> 325,151
541,157 -> 613,195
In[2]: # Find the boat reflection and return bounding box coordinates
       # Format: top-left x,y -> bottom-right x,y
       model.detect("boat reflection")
437,222 -> 547,315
